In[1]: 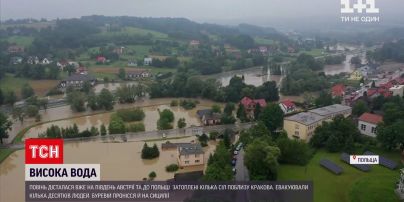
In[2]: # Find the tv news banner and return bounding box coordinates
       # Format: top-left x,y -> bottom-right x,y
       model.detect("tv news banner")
25,139 -> 314,202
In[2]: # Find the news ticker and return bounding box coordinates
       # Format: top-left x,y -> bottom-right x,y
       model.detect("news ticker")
26,181 -> 313,202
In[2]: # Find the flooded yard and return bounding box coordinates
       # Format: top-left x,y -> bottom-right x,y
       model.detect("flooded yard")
0,136 -> 217,202
94,81 -> 137,93
215,66 -> 283,87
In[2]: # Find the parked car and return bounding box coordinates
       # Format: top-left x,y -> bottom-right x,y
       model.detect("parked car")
233,150 -> 238,155
232,167 -> 237,174
231,159 -> 237,166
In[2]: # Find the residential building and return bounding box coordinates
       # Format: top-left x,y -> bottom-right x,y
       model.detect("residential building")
283,104 -> 352,141
390,85 -> 404,97
144,57 -> 153,66
27,56 -> 39,65
259,46 -> 268,54
41,58 -> 51,65
279,100 -> 296,114
7,45 -> 24,53
196,109 -> 221,126
113,47 -> 125,55
59,74 -> 96,89
189,40 -> 200,47
96,56 -> 107,63
126,69 -> 151,79
127,60 -> 137,67
10,56 -> 23,65
240,97 -> 267,119
284,112 -> 325,140
358,112 -> 383,137
177,143 -> 204,167
308,104 -> 352,120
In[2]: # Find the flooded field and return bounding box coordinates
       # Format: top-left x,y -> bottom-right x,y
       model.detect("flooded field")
0,136 -> 217,202
23,104 -> 209,139
216,66 -> 283,87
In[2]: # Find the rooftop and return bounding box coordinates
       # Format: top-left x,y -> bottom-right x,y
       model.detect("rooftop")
178,143 -> 204,155
285,112 -> 324,125
358,113 -> 383,125
309,104 -> 351,116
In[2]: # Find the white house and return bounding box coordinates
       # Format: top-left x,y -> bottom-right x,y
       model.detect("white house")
41,58 -> 52,65
390,85 -> 404,97
144,57 -> 153,66
279,100 -> 296,114
358,112 -> 383,137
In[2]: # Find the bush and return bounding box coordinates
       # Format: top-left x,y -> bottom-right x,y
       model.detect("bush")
116,108 -> 145,122
108,114 -> 126,134
180,100 -> 197,110
165,164 -> 179,172
149,171 -> 156,179
209,131 -> 219,140
170,100 -> 179,106
127,123 -> 145,132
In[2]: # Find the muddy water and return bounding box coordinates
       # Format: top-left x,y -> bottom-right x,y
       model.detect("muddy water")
5,98 -> 219,144
323,52 -> 367,76
216,67 -> 282,87
0,136 -> 217,202
24,104 -> 205,139
94,82 -> 137,93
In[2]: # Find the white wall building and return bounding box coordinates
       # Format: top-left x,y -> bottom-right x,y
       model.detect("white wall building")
358,112 -> 383,137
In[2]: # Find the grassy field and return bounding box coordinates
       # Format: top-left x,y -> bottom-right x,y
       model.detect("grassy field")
5,36 -> 34,47
254,37 -> 275,45
0,149 -> 16,164
278,149 -> 401,202
296,48 -> 326,57
97,26 -> 168,39
0,74 -> 59,97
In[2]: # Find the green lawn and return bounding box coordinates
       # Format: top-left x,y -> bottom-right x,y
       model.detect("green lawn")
0,149 -> 16,164
254,37 -> 275,45
5,36 -> 34,47
0,74 -> 29,94
278,149 -> 401,202
297,49 -> 326,57
97,26 -> 168,39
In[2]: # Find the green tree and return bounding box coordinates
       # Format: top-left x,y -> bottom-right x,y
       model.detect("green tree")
87,92 -> 99,110
118,68 -> 126,80
276,137 -> 312,165
67,90 -> 86,112
236,103 -> 248,122
259,103 -> 284,132
0,89 -> 4,105
177,118 -> 186,129
25,105 -> 39,117
148,171 -> 156,180
223,103 -> 235,116
352,100 -> 369,116
245,139 -> 280,180
0,112 -> 12,144
4,91 -> 17,105
204,142 -> 233,181
315,91 -> 334,107
21,83 -> 34,99
98,89 -> 114,110
100,124 -> 107,136
377,121 -> 404,150
12,107 -> 24,124
159,109 -> 174,122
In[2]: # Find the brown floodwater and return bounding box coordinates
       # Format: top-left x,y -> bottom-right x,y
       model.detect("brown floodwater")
323,52 -> 366,76
23,103 -> 210,139
0,136 -> 217,202
94,82 -> 138,93
216,67 -> 283,87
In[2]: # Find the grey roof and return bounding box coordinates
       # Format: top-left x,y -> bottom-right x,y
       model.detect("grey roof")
162,142 -> 193,150
178,143 -> 204,155
309,104 -> 351,116
285,112 -> 324,125
196,109 -> 212,118
63,74 -> 96,82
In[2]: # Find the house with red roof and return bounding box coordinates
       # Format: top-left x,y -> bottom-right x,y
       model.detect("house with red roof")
279,100 -> 296,114
240,97 -> 267,119
331,84 -> 345,97
96,56 -> 107,64
358,112 -> 383,137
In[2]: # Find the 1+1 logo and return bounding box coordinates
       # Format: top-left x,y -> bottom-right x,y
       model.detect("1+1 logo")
340,0 -> 380,23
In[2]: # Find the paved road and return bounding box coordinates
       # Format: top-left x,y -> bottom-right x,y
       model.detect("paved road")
0,123 -> 254,150
235,149 -> 250,181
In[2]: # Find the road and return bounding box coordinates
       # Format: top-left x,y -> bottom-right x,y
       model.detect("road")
0,122 -> 254,150
235,149 -> 249,181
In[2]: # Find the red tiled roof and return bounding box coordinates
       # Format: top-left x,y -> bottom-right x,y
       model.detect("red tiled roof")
358,113 -> 383,124
280,99 -> 295,108
332,84 -> 345,97
240,97 -> 267,107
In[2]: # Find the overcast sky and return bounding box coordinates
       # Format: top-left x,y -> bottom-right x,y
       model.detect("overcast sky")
1,0 -> 404,28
